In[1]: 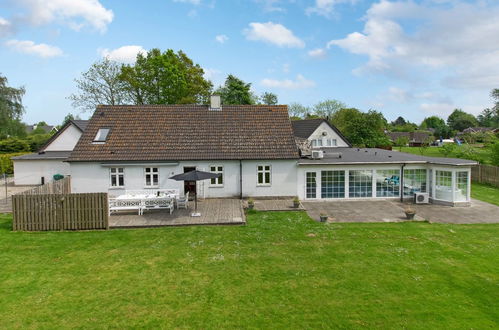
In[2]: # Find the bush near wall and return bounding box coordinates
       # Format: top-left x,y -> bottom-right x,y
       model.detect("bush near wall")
0,152 -> 29,174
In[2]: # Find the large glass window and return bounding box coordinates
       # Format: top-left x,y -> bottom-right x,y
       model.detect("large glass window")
376,169 -> 400,197
455,171 -> 468,202
144,167 -> 159,187
435,170 -> 453,201
110,167 -> 124,187
403,169 -> 427,197
321,171 -> 345,198
257,165 -> 271,186
349,170 -> 372,198
210,165 -> 224,186
306,172 -> 316,198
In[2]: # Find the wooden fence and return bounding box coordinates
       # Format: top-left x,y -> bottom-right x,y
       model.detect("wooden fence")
12,193 -> 109,231
20,176 -> 71,195
471,164 -> 499,187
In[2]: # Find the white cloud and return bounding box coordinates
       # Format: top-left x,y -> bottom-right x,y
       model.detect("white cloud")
173,0 -> 202,4
99,45 -> 147,63
255,0 -> 285,12
14,0 -> 113,32
282,63 -> 290,73
203,68 -> 220,80
5,39 -> 63,58
261,74 -> 316,89
215,34 -> 228,44
306,0 -> 357,18
0,17 -> 13,37
420,102 -> 455,116
327,1 -> 499,90
244,22 -> 305,48
308,48 -> 327,59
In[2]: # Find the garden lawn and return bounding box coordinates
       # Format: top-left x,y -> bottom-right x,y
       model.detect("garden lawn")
472,183 -> 499,206
0,212 -> 498,329
399,146 -> 492,163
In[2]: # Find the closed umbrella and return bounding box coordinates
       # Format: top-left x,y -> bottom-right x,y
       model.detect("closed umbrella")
169,170 -> 221,216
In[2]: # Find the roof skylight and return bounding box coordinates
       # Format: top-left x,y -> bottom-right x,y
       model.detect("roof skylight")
94,128 -> 110,143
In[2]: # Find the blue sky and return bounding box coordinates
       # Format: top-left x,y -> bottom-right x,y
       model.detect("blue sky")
1,0 -> 498,125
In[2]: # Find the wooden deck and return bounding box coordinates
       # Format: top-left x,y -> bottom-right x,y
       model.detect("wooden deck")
109,198 -> 245,228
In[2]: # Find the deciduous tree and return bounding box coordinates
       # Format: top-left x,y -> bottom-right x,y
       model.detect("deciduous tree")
0,74 -> 25,138
69,58 -> 130,111
260,92 -> 278,105
216,75 -> 256,105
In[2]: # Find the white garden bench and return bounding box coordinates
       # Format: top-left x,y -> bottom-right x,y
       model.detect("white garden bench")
109,198 -> 145,215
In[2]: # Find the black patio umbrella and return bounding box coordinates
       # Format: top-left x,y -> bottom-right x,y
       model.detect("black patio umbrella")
169,170 -> 221,216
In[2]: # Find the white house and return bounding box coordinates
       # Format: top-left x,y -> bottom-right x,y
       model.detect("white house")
67,99 -> 476,206
12,120 -> 88,185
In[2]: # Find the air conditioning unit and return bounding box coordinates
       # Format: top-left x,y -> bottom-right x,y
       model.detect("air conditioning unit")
312,150 -> 324,159
414,192 -> 429,204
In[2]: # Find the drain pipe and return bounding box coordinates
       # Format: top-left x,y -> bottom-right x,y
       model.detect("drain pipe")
400,163 -> 406,202
239,160 -> 243,200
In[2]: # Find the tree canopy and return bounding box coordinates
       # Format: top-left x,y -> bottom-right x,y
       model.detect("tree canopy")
216,75 -> 256,105
69,58 -> 130,112
0,74 -> 25,139
447,109 -> 478,132
312,99 -> 345,119
69,49 -> 213,111
120,49 -> 212,105
260,92 -> 278,105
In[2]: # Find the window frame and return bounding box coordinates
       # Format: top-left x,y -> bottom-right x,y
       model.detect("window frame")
209,165 -> 224,187
109,167 -> 125,188
257,164 -> 272,186
144,167 -> 159,188
93,128 -> 111,143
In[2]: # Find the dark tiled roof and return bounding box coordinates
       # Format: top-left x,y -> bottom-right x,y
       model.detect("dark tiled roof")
11,151 -> 72,160
291,119 -> 352,146
25,124 -> 55,134
298,147 -> 477,166
72,120 -> 89,131
387,131 -> 433,143
68,105 -> 300,162
291,119 -> 324,138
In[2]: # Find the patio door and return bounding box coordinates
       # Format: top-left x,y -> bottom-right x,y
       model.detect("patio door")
183,167 -> 196,200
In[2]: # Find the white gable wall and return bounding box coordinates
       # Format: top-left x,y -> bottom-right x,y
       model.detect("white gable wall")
43,124 -> 82,151
308,122 -> 349,147
13,160 -> 70,185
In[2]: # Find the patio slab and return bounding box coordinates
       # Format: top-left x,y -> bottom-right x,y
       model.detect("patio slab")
109,198 -> 245,228
251,199 -> 305,211
302,199 -> 499,224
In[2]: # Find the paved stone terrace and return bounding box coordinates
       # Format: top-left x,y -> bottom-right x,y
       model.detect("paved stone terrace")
251,199 -> 305,211
303,199 -> 499,224
109,198 -> 245,228
0,179 -> 33,213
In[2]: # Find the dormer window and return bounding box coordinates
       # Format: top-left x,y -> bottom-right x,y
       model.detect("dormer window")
94,128 -> 110,143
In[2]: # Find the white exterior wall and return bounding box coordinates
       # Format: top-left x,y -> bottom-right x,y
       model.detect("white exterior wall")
43,124 -> 82,151
308,122 -> 349,147
13,160 -> 70,185
70,159 -> 298,198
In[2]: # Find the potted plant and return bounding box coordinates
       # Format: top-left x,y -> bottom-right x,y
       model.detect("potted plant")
293,196 -> 300,208
247,198 -> 254,210
404,206 -> 416,220
319,212 -> 328,222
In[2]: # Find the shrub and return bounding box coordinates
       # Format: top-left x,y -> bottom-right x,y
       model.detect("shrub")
0,138 -> 30,153
0,152 -> 29,174
490,143 -> 499,166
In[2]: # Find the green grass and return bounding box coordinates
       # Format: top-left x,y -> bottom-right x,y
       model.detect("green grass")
472,183 -> 499,206
0,212 -> 498,328
399,146 -> 492,163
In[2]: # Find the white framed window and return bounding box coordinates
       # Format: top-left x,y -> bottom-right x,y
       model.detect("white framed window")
209,165 -> 224,187
110,167 -> 124,187
144,167 -> 159,187
325,138 -> 337,147
257,165 -> 271,186
311,139 -> 323,148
